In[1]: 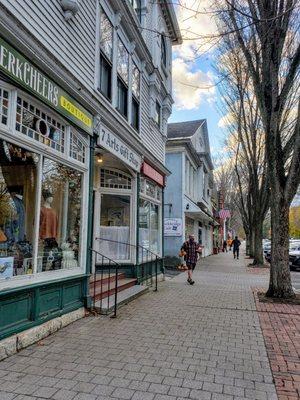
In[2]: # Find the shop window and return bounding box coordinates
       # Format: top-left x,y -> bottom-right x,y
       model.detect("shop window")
99,194 -> 131,260
100,169 -> 132,190
139,199 -> 161,256
37,159 -> 82,272
15,96 -> 65,154
117,78 -> 128,117
146,180 -> 156,198
70,131 -> 86,164
0,87 -> 9,126
0,140 -> 38,279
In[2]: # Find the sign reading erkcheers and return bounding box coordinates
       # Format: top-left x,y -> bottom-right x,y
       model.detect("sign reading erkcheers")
99,126 -> 142,172
0,37 -> 93,134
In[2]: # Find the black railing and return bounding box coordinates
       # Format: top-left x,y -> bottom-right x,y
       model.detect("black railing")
95,237 -> 162,292
90,248 -> 121,317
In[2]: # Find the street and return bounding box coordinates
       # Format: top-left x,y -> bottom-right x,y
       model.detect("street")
0,251 -> 279,400
291,271 -> 300,291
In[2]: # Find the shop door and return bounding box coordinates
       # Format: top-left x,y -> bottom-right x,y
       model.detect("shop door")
98,193 -> 131,261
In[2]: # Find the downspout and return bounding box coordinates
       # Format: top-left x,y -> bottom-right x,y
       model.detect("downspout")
136,173 -> 140,280
161,186 -> 165,274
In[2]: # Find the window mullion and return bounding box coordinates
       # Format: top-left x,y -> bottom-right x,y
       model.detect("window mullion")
112,29 -> 118,108
33,154 -> 43,275
128,56 -> 133,124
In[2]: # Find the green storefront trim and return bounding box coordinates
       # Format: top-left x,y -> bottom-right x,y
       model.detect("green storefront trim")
0,274 -> 88,341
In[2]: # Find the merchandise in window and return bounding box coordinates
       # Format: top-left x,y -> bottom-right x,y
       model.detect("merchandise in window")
154,101 -> 161,128
0,141 -> 38,279
37,159 -> 82,272
117,78 -> 128,117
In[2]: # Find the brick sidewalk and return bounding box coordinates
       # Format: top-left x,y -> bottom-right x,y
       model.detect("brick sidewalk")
253,290 -> 300,400
0,250 -> 278,400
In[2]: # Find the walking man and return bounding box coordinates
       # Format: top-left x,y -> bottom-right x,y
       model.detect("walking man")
232,236 -> 241,259
181,235 -> 200,285
223,239 -> 228,252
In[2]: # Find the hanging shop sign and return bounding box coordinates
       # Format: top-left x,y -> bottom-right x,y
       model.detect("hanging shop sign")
141,162 -> 164,186
98,125 -> 142,172
164,218 -> 183,237
0,37 -> 93,134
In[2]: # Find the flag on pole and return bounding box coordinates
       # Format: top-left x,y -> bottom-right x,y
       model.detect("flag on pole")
219,209 -> 231,219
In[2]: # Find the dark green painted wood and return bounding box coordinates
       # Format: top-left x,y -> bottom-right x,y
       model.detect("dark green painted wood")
0,275 -> 87,341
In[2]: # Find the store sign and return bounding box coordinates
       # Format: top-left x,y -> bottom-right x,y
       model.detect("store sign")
98,125 -> 142,172
0,37 -> 93,134
142,162 -> 164,186
164,218 -> 183,237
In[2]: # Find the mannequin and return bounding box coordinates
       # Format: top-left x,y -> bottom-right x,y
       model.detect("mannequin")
39,191 -> 58,240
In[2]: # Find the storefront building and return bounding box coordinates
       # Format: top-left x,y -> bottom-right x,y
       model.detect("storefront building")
164,120 -> 216,261
0,39 -> 95,341
0,0 -> 181,344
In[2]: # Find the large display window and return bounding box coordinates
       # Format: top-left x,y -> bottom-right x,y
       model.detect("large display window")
139,178 -> 162,257
0,81 -> 89,285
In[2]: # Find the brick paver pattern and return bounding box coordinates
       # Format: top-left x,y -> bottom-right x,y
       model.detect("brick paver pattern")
0,250 -> 279,400
253,290 -> 300,400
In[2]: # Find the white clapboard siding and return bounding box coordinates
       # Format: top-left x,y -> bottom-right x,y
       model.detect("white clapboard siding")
140,76 -> 165,163
1,0 -> 96,92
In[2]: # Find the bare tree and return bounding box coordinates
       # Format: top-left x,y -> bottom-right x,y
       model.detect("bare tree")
216,39 -> 269,265
215,0 -> 300,298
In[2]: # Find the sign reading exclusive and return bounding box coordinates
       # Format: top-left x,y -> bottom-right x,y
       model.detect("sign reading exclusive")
0,37 -> 93,134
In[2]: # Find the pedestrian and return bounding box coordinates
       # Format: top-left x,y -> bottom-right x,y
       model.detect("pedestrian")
223,240 -> 227,252
228,238 -> 233,251
181,235 -> 200,285
232,236 -> 241,259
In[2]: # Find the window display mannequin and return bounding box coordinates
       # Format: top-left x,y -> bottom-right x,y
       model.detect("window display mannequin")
40,190 -> 58,240
5,186 -> 25,243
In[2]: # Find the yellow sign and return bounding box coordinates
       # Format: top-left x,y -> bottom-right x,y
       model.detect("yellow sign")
60,96 -> 92,128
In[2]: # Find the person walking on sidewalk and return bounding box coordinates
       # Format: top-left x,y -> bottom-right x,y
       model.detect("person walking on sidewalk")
232,236 -> 241,259
223,240 -> 228,252
181,235 -> 200,285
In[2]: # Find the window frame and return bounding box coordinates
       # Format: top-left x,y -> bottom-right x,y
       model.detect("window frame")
154,101 -> 161,128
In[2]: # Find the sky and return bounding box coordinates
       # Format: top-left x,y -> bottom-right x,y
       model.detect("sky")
169,1 -> 225,159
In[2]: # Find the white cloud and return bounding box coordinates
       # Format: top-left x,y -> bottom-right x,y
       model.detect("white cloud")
218,113 -> 236,128
174,0 -> 219,60
173,58 -> 215,110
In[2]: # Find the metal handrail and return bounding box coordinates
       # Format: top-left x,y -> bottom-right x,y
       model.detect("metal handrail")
95,237 -> 163,291
90,248 -> 121,317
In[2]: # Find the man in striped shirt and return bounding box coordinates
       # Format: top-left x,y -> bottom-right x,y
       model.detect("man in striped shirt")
181,235 -> 201,285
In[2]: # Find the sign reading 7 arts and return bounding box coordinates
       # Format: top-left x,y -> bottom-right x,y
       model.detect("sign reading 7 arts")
0,37 -> 93,135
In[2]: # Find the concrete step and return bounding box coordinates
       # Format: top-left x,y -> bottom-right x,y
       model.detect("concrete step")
90,277 -> 137,301
94,285 -> 149,314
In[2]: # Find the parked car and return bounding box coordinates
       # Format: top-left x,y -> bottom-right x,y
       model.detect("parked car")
265,244 -> 300,270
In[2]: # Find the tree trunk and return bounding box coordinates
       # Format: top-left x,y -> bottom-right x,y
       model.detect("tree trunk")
245,232 -> 250,255
249,229 -> 255,258
266,194 -> 295,298
252,219 -> 264,266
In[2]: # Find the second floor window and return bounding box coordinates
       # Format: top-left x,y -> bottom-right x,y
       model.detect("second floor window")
117,40 -> 129,117
131,64 -> 140,131
161,35 -> 167,68
154,101 -> 161,128
100,9 -> 113,100
129,0 -> 142,22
